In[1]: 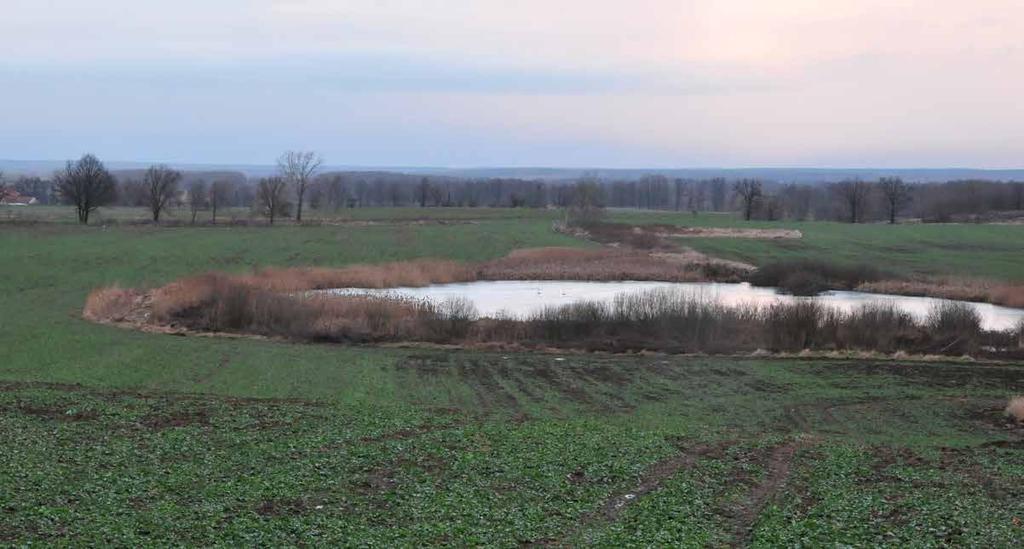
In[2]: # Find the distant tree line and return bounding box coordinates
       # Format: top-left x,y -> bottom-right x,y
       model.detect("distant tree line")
8,153 -> 1024,224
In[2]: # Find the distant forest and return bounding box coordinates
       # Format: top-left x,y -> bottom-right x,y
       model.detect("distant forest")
3,157 -> 1023,224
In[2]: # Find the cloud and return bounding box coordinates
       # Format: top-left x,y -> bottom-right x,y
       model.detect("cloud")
1,0 -> 1022,166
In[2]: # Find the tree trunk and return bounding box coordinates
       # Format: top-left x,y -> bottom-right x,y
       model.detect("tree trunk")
296,188 -> 304,222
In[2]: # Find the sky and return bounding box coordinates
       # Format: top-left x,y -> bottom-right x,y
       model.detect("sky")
1,0 -> 1022,168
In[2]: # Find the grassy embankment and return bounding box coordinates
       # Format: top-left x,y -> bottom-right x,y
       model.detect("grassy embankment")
1,210 -> 1023,545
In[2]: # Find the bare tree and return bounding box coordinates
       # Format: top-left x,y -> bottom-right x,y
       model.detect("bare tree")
878,177 -> 911,224
257,176 -> 290,224
565,178 -> 606,226
761,194 -> 784,221
733,179 -> 763,221
1011,182 -> 1024,211
277,151 -> 322,222
188,180 -> 208,225
209,180 -> 233,225
55,154 -> 116,224
418,177 -> 430,207
144,165 -> 182,223
833,179 -> 872,223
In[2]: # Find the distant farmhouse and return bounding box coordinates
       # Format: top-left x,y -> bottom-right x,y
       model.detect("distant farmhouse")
0,188 -> 37,205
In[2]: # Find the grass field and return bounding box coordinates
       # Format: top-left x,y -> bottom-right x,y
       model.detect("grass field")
611,210 -> 1024,281
0,205 -> 559,225
2,211 -> 1024,546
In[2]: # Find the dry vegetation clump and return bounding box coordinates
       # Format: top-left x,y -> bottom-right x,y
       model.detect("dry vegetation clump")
238,259 -> 477,292
1005,396 -> 1024,424
479,247 -> 704,282
82,285 -> 144,323
146,273 -> 479,343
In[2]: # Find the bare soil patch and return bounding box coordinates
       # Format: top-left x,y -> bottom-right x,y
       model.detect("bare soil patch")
653,226 -> 802,239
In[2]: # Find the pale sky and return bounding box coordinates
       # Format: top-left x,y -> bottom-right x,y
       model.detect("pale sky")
2,0 -> 1022,167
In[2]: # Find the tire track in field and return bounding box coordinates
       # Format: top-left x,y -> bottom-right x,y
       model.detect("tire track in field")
545,440 -> 735,547
724,438 -> 815,547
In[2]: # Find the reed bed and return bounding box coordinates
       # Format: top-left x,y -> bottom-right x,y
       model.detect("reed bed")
111,277 -> 1015,356
859,278 -> 1024,309
237,259 -> 477,292
83,285 -> 144,323
478,247 -> 709,282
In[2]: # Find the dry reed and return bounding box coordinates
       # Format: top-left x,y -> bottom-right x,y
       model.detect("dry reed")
82,285 -> 142,323
1005,396 -> 1024,423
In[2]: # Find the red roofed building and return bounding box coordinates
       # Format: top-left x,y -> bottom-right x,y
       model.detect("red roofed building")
0,188 -> 38,205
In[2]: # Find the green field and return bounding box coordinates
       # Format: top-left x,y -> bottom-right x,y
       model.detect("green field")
2,211 -> 1023,546
1,204 -> 559,225
611,210 -> 1024,281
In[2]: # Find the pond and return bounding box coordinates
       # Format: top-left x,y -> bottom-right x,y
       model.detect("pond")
323,280 -> 1024,332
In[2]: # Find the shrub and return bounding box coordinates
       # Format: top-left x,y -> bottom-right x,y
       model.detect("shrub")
426,296 -> 479,340
777,271 -> 829,296
763,301 -> 831,351
839,303 -> 916,352
751,260 -> 885,293
925,301 -> 982,354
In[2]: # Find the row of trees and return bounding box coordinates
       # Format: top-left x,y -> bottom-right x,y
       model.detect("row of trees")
48,152 -> 324,224
731,177 -> 912,223
17,153 -> 1024,225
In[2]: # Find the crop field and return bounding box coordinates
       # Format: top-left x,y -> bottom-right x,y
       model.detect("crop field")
2,210 -> 1023,546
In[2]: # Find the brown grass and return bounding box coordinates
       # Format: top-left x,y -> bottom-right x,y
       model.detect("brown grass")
238,259 -> 476,292
143,273 -> 477,343
1006,396 -> 1024,423
475,248 -> 741,282
857,278 -> 1024,308
83,285 -> 143,323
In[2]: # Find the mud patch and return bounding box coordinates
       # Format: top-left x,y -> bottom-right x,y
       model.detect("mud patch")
12,404 -> 99,422
355,467 -> 400,495
140,408 -> 211,430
